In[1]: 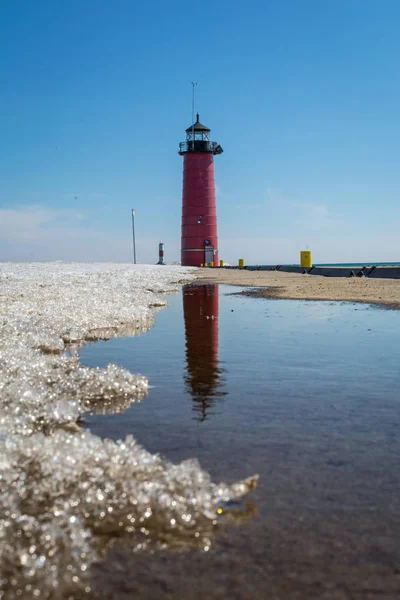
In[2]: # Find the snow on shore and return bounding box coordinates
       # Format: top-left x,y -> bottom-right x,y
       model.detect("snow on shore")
0,263 -> 256,599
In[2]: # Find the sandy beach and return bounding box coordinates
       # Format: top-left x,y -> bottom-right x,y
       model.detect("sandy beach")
199,268 -> 400,308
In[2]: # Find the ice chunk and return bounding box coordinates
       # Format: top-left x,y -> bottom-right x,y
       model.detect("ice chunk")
0,263 -> 257,597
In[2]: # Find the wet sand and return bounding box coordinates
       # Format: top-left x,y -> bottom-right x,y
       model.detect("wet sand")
198,268 -> 400,308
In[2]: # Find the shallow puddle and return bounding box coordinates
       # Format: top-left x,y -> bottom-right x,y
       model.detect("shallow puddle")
81,284 -> 400,599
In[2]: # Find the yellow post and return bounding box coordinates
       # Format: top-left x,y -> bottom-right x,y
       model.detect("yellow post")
200,264 -> 203,267
219,259 -> 224,267
210,261 -> 214,268
300,250 -> 312,268
238,258 -> 245,267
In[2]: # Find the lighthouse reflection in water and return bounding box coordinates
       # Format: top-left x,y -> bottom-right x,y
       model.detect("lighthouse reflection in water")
182,284 -> 226,422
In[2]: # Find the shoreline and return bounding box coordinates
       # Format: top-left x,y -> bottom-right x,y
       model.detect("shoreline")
197,268 -> 400,309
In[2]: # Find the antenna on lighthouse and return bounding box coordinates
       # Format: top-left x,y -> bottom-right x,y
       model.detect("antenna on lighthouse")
191,81 -> 197,150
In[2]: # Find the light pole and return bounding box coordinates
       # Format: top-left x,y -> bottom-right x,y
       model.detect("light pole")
131,208 -> 136,264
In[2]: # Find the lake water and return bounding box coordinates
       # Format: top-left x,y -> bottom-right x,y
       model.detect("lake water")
80,284 -> 400,599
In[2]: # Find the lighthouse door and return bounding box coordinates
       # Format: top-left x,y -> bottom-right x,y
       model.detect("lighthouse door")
205,246 -> 214,266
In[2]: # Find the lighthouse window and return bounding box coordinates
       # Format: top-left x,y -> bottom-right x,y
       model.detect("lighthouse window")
187,132 -> 210,141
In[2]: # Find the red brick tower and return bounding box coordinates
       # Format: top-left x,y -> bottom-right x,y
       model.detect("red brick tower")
179,114 -> 223,266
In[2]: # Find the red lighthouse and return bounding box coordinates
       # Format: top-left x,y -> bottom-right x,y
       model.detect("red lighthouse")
179,114 -> 223,267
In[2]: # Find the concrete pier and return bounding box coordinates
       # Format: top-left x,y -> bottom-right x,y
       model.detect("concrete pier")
220,264 -> 400,280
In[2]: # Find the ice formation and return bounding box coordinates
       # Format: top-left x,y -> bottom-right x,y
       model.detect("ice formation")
0,263 -> 257,599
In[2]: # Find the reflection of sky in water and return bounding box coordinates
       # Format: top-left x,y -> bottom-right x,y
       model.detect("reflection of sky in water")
223,290 -> 396,401
227,287 -> 376,328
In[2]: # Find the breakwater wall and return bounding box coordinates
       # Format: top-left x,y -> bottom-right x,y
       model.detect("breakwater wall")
218,265 -> 400,279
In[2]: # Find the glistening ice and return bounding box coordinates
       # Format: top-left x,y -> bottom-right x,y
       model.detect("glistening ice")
0,263 -> 257,599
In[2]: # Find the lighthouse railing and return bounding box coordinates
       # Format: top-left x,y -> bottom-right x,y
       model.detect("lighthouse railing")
179,141 -> 219,154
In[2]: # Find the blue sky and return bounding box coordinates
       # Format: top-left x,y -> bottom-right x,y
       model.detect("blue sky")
1,0 -> 400,264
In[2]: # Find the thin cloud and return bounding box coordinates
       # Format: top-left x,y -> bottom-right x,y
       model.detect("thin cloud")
0,204 -> 179,263
292,203 -> 344,231
0,205 -> 120,261
0,205 -> 87,243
